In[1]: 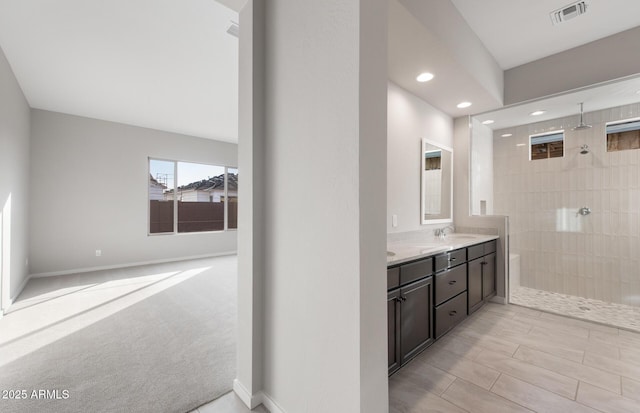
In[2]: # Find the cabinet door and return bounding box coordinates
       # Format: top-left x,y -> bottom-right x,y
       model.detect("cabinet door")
400,277 -> 433,365
482,253 -> 496,300
467,258 -> 483,314
388,289 -> 401,375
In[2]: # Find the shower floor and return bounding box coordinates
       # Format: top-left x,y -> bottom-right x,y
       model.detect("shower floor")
510,286 -> 640,333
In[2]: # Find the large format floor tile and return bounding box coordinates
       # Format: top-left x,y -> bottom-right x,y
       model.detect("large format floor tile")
389,303 -> 640,413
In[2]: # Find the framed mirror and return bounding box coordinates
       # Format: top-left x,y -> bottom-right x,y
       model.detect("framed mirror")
421,139 -> 453,224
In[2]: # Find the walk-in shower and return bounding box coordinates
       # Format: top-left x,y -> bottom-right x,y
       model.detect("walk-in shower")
470,77 -> 640,332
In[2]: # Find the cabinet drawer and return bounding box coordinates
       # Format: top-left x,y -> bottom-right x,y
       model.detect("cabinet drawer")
435,249 -> 466,272
484,240 -> 497,255
435,292 -> 467,339
435,264 -> 467,305
387,267 -> 400,290
400,258 -> 433,286
467,244 -> 485,261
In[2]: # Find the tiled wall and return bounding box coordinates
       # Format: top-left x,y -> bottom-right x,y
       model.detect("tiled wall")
494,103 -> 640,307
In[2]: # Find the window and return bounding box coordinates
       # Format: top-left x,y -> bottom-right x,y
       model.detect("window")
530,131 -> 564,160
606,119 -> 640,152
148,159 -> 238,234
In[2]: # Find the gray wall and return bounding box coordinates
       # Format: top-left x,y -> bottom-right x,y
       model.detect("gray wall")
0,46 -> 30,306
505,26 -> 640,105
29,110 -> 237,276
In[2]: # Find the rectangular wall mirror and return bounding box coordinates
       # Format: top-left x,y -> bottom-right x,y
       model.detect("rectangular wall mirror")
421,139 -> 453,224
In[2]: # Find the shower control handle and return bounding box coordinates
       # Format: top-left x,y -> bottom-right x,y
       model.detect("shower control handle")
578,207 -> 591,216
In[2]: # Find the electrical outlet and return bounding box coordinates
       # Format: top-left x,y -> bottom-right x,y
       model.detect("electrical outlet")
392,214 -> 398,228
95,249 -> 102,257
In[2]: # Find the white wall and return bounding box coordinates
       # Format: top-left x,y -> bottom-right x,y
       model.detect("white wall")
454,117 -> 509,302
29,110 -> 237,276
398,0 -> 503,106
236,0 -> 265,405
387,82 -> 453,233
470,118 -> 494,216
255,1 -> 388,412
0,46 -> 30,307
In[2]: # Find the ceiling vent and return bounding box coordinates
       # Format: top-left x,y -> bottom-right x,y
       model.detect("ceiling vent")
550,1 -> 588,25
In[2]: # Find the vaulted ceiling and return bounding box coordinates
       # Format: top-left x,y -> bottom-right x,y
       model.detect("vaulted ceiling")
0,0 -> 240,142
1,0 -> 640,142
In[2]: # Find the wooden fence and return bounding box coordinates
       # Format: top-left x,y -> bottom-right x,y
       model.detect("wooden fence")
150,200 -> 237,233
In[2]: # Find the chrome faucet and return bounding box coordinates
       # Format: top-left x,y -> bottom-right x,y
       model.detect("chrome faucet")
434,225 -> 455,239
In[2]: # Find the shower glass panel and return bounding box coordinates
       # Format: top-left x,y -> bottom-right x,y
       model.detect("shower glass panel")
472,100 -> 640,332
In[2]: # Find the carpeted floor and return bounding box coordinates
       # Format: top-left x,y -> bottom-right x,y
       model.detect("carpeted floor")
0,255 -> 237,413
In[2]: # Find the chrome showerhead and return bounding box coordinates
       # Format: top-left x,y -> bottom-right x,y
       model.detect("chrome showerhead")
580,144 -> 590,154
573,103 -> 592,130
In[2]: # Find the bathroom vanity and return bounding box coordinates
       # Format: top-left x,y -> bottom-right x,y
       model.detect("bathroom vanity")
387,234 -> 498,375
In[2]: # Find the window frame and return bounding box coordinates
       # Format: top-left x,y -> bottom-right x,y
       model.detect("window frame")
147,157 -> 238,236
605,117 -> 640,152
529,130 -> 565,161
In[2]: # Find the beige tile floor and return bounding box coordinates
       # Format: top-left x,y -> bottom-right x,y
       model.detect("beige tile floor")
390,302 -> 640,413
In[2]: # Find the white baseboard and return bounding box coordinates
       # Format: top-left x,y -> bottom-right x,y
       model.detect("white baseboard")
29,251 -> 236,279
233,380 -> 286,413
490,295 -> 507,305
6,273 -> 32,310
233,379 -> 258,409
260,393 -> 286,413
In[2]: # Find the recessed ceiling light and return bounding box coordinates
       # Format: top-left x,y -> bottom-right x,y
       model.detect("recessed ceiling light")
482,120 -> 494,125
530,110 -> 546,116
516,143 -> 526,147
501,133 -> 513,137
416,72 -> 434,82
457,102 -> 472,109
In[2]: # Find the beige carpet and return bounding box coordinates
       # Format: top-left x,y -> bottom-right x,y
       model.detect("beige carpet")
0,256 -> 237,413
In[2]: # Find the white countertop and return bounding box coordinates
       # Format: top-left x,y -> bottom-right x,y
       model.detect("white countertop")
387,233 -> 499,266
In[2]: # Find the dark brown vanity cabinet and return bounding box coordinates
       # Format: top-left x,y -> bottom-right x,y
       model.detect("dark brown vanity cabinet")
387,238 -> 499,376
387,263 -> 434,375
467,240 -> 497,314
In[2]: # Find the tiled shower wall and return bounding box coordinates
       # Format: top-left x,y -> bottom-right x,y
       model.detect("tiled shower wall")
494,102 -> 640,307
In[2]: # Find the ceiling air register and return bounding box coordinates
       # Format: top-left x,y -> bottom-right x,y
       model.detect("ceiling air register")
550,1 -> 588,25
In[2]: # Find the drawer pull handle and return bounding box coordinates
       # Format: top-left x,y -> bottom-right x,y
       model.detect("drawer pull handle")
448,280 -> 457,285
449,310 -> 457,316
449,257 -> 456,262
